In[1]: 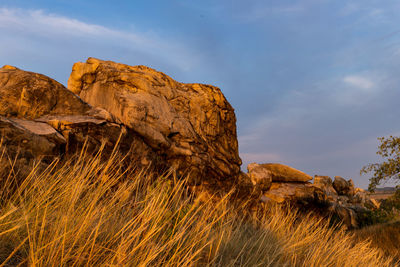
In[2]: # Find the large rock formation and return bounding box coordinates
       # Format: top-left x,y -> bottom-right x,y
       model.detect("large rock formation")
68,58 -> 241,181
0,60 -> 381,230
0,64 -> 161,179
0,59 -> 241,189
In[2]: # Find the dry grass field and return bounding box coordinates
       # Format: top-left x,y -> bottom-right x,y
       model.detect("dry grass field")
0,145 -> 397,266
353,221 -> 400,264
370,189 -> 396,201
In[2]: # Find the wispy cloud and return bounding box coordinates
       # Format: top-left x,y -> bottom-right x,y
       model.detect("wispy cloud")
343,75 -> 374,90
0,8 -> 199,72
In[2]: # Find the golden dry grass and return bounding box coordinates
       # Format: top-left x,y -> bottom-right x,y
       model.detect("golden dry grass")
353,221 -> 400,264
0,144 -> 396,266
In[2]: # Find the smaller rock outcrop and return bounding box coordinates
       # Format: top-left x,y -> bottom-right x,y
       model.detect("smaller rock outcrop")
330,204 -> 359,229
248,163 -> 312,183
246,163 -> 324,207
263,182 -> 326,205
246,161 -> 382,229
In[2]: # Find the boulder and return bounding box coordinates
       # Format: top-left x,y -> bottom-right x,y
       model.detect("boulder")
247,163 -> 312,183
313,175 -> 338,200
35,115 -> 158,166
0,116 -> 67,184
347,179 -> 355,197
262,182 -> 327,205
333,176 -> 354,196
0,65 -> 90,119
0,116 -> 66,160
0,66 -> 165,173
330,204 -> 359,229
68,58 -> 241,181
247,163 -> 272,191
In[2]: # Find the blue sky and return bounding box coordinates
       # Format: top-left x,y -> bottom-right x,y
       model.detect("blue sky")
1,0 -> 400,188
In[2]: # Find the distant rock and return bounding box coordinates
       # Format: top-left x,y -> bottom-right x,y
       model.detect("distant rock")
333,176 -> 355,196
330,204 -> 359,229
262,182 -> 327,204
347,179 -> 356,197
247,163 -> 312,183
247,163 -> 272,191
68,58 -> 241,181
313,175 -> 338,201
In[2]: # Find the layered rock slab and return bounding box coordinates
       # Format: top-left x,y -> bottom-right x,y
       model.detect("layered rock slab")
262,182 -> 327,205
68,58 -> 241,181
248,163 -> 312,183
0,116 -> 66,160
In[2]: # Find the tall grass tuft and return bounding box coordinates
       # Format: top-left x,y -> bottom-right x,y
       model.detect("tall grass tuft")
0,143 -> 396,266
353,221 -> 400,264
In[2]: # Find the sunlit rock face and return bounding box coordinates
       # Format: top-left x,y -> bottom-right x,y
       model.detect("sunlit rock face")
68,57 -> 242,182
0,65 -> 90,119
248,163 -> 312,183
0,65 -> 158,178
245,161 -> 381,230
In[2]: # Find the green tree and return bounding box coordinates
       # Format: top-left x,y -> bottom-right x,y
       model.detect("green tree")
361,136 -> 400,192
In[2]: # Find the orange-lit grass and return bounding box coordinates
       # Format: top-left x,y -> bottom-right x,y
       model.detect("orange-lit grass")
0,143 -> 396,266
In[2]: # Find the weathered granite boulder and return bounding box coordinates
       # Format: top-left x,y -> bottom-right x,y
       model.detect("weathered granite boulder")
333,176 -> 355,196
0,65 -> 163,173
313,175 -> 338,201
0,65 -> 90,119
261,182 -> 327,205
0,116 -> 66,160
0,116 -> 67,184
68,58 -> 241,181
35,115 -> 158,165
247,163 -> 272,191
247,163 -> 312,183
329,204 -> 359,229
347,179 -> 356,197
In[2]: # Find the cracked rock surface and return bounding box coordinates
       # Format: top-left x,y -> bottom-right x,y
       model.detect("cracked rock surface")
0,59 -> 241,186
68,58 -> 241,181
